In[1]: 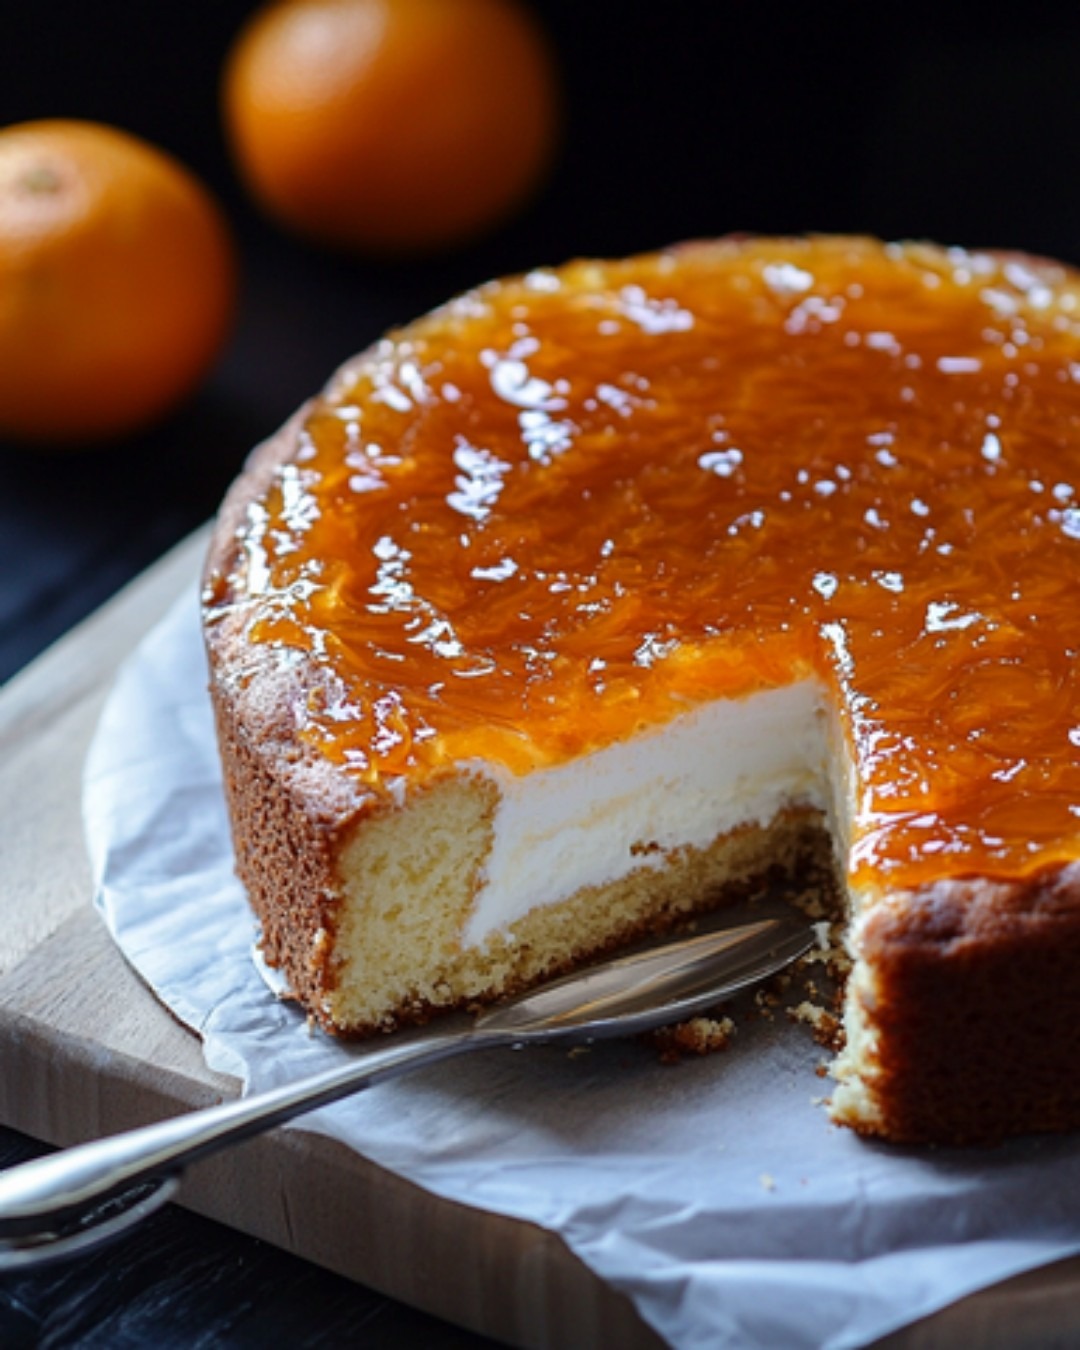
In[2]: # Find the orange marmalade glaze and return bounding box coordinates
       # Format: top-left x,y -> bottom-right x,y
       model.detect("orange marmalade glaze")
207,236 -> 1080,891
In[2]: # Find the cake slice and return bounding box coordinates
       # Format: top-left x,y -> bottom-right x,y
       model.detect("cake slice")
203,235 -> 1080,1144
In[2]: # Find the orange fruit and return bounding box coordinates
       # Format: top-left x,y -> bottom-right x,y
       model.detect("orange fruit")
222,0 -> 560,256
0,120 -> 235,446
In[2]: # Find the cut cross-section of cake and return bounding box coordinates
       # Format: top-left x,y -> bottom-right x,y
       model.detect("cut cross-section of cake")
203,235 -> 1080,1144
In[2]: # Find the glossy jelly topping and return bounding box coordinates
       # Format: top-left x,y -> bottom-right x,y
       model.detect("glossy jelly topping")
206,236 -> 1080,890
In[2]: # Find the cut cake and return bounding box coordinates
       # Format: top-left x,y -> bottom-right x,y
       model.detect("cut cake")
203,235 -> 1080,1144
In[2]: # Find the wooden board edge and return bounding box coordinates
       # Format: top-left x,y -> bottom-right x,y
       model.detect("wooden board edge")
0,986 -> 663,1350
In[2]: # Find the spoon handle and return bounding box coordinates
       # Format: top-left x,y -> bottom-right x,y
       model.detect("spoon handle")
0,913 -> 813,1266
0,1024 -> 480,1247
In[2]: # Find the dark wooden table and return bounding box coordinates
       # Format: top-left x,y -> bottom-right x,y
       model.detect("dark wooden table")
5,5 -> 1080,1343
0,1131 -> 504,1349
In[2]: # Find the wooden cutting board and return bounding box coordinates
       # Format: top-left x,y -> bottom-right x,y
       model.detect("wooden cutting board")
1,528 -> 1079,1350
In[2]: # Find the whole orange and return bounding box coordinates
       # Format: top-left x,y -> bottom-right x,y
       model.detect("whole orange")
222,0 -> 560,255
0,120 -> 235,446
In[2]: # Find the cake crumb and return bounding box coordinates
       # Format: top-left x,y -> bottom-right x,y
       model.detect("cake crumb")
754,986 -> 781,1014
788,1000 -> 844,1049
652,1015 -> 736,1063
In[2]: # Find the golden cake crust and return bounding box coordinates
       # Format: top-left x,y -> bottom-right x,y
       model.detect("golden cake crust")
206,398 -> 377,1020
835,865 -> 1080,1143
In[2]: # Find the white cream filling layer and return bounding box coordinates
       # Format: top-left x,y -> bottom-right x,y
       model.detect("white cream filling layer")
464,679 -> 841,948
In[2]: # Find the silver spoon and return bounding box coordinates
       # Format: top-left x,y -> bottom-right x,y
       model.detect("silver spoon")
0,913 -> 813,1269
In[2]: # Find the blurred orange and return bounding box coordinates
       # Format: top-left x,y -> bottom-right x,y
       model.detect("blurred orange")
222,0 -> 560,256
0,120 -> 235,446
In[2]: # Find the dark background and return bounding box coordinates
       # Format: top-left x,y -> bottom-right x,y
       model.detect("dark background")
6,1 -> 1080,684
6,1 -> 1080,681
3,1 -> 1080,1343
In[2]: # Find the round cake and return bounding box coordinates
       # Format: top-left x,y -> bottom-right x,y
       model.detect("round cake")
203,234 -> 1080,1144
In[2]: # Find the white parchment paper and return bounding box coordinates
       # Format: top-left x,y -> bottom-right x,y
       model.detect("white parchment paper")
84,589 -> 1080,1350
